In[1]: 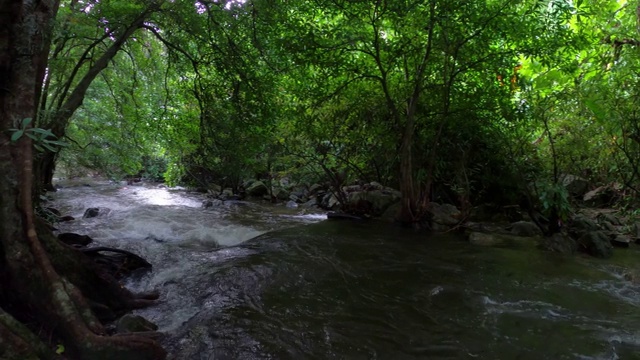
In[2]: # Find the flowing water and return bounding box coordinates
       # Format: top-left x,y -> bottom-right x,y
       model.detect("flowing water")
49,179 -> 640,360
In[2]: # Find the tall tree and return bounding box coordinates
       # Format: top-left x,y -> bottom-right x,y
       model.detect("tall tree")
36,0 -> 163,191
0,1 -> 164,359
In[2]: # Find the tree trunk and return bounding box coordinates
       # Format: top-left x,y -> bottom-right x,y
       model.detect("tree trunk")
0,2 -> 165,359
398,112 -> 417,224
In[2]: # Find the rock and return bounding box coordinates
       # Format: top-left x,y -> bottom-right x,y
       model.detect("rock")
83,207 -> 101,218
116,314 -> 158,334
279,177 -> 290,188
82,247 -> 152,278
290,186 -> 308,199
633,223 -> 640,242
342,185 -> 361,193
600,221 -> 616,232
346,190 -> 401,216
59,215 -> 75,222
368,182 -> 384,190
538,233 -> 577,254
624,271 -> 640,284
286,200 -> 298,208
246,181 -> 269,197
611,234 -> 631,248
275,188 -> 290,201
58,233 -> 93,246
327,212 -> 363,221
569,215 -> 600,239
583,186 -> 615,207
598,213 -> 622,226
308,183 -> 323,195
428,203 -> 461,226
469,232 -> 540,247
242,179 -> 256,188
209,184 -> 222,193
222,188 -> 233,197
302,198 -> 318,208
577,231 -> 613,258
560,174 -> 589,198
380,202 -> 401,222
222,194 -> 242,201
468,232 -> 504,247
509,221 -> 543,237
321,193 -> 340,210
202,199 -> 223,208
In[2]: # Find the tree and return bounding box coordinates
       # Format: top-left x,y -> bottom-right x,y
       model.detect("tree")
0,1 -> 164,359
36,0 -> 164,191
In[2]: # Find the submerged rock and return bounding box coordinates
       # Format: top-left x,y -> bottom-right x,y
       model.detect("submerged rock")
539,233 -> 577,254
468,232 -> 538,247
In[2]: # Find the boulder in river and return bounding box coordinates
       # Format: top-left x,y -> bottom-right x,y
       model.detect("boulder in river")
568,215 -> 601,239
428,202 -> 461,227
83,207 -> 101,218
58,233 -> 93,247
346,189 -> 400,216
577,231 -> 613,258
83,207 -> 111,218
82,246 -> 152,278
246,181 -> 269,197
468,232 -> 538,247
538,233 -> 577,254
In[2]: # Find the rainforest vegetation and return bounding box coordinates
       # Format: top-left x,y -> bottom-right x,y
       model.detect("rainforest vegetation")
2,0 -> 640,358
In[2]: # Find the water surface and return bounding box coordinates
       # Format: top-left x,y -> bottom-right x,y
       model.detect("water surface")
50,179 -> 640,359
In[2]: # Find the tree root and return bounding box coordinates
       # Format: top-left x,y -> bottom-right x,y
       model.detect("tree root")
0,307 -> 54,360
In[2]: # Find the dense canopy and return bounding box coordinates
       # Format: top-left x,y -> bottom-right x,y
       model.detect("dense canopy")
2,0 -> 640,358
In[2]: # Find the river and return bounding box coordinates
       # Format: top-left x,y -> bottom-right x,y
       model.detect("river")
48,179 -> 640,359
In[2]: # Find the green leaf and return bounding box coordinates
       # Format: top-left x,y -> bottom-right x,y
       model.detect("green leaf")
10,130 -> 24,142
29,127 -> 55,137
56,344 -> 65,355
44,140 -> 70,147
21,117 -> 32,128
41,143 -> 57,152
585,98 -> 606,122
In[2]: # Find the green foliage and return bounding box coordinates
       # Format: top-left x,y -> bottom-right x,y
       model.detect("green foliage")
9,118 -> 69,152
42,0 -> 640,214
536,181 -> 572,221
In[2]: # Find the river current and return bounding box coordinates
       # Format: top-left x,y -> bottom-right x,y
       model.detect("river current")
49,179 -> 640,359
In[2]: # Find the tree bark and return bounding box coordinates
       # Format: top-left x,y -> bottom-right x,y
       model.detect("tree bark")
0,1 -> 165,359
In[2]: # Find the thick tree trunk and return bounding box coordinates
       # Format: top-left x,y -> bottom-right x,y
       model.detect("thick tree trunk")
0,2 -> 165,359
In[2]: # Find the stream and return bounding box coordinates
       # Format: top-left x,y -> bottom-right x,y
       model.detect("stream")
49,179 -> 640,360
